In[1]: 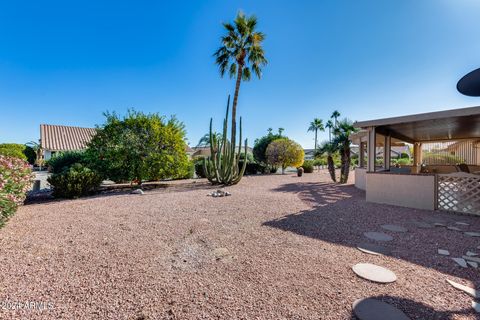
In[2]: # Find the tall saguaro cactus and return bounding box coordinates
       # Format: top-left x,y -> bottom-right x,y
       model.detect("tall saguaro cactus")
204,95 -> 247,185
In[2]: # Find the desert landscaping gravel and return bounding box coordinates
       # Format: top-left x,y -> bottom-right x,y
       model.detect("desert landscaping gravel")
0,171 -> 479,319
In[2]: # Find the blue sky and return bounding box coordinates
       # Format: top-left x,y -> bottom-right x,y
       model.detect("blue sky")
1,0 -> 480,148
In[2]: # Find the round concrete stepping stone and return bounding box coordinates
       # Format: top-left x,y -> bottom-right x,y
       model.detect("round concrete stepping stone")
353,298 -> 410,320
465,232 -> 480,237
352,263 -> 397,283
381,224 -> 408,232
357,243 -> 391,256
364,232 -> 393,242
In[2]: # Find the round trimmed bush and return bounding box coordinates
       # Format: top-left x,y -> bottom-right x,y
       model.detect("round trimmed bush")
47,164 -> 102,199
301,160 -> 314,173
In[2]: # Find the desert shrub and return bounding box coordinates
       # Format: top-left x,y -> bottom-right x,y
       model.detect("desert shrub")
0,156 -> 34,226
0,143 -> 28,161
46,151 -> 87,173
266,138 -> 304,174
47,164 -> 102,199
301,160 -> 314,173
194,157 -> 207,178
85,110 -> 190,184
400,152 -> 410,159
181,160 -> 195,179
396,158 -> 412,166
253,132 -> 284,172
313,158 -> 326,166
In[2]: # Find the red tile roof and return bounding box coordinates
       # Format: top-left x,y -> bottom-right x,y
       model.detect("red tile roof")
40,124 -> 97,151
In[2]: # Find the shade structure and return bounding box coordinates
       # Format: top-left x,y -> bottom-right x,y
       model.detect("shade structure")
457,68 -> 480,97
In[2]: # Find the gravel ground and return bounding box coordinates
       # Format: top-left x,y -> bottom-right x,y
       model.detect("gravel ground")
1,170 -> 479,319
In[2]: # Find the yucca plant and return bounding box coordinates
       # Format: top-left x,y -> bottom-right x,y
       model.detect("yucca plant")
204,96 -> 247,185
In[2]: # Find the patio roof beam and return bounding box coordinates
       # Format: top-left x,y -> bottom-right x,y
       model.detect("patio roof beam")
375,126 -> 416,144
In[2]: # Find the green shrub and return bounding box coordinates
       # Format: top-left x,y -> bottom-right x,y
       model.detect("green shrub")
400,152 -> 410,159
396,158 -> 411,166
85,110 -> 190,184
47,164 -> 102,199
301,160 -> 314,173
181,160 -> 195,179
194,158 -> 207,178
0,143 -> 28,161
46,151 -> 86,173
0,156 -> 34,226
313,158 -> 326,166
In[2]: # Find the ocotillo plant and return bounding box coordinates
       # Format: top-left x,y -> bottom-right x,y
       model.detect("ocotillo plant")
204,95 -> 247,185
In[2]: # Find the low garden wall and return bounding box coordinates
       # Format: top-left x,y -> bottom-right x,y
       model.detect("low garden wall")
366,172 -> 436,210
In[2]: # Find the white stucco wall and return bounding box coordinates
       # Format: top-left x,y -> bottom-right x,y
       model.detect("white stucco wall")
366,173 -> 436,211
354,168 -> 367,190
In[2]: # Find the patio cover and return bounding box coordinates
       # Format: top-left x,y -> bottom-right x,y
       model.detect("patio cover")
353,106 -> 480,143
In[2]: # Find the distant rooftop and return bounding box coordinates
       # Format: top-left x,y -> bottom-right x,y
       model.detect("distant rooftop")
40,124 -> 96,151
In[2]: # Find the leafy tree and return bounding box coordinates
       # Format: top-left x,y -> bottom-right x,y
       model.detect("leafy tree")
332,119 -> 357,183
85,110 -> 190,185
318,141 -> 337,182
325,120 -> 334,142
214,11 -> 267,147
307,118 -> 324,151
252,129 -> 283,171
266,138 -> 304,174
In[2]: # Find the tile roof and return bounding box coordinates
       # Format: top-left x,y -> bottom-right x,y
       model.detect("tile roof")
40,124 -> 97,151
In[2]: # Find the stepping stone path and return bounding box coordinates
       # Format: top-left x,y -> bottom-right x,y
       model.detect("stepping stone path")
438,249 -> 450,256
364,232 -> 393,242
352,298 -> 410,320
352,263 -> 397,283
410,221 -> 433,229
465,232 -> 480,237
463,256 -> 480,263
473,301 -> 480,313
434,223 -> 446,227
357,243 -> 391,256
447,226 -> 462,232
381,224 -> 408,233
446,279 -> 479,299
452,258 -> 468,268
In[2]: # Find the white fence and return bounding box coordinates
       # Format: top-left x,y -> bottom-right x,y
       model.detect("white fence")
437,173 -> 480,215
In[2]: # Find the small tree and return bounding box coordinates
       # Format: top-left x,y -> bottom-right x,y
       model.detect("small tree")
317,141 -> 337,182
266,138 -> 304,174
85,110 -> 190,185
332,119 -> 357,183
252,129 -> 284,172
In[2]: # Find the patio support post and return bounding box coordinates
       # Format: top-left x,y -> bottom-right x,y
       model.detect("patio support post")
359,142 -> 366,168
413,142 -> 422,173
367,127 -> 376,172
384,134 -> 391,170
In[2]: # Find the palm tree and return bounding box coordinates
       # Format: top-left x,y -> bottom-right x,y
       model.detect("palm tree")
331,110 -> 341,128
278,127 -> 284,136
325,120 -> 334,142
318,141 -> 337,182
26,140 -> 43,170
197,132 -> 222,147
307,118 -> 324,151
332,119 -> 358,183
214,12 -> 267,146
